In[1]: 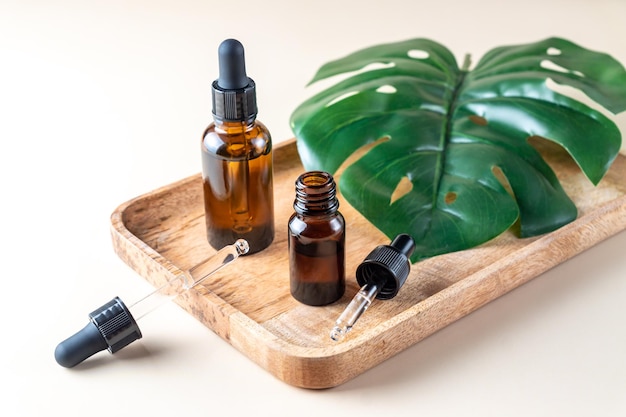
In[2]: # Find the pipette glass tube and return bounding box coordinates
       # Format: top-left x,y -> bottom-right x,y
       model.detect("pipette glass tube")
129,238 -> 249,320
329,282 -> 380,342
54,239 -> 249,368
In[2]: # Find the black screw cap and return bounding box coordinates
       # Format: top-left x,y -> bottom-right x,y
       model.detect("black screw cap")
356,234 -> 416,300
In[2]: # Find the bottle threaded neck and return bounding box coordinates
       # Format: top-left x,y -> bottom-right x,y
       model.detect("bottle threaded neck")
293,171 -> 339,215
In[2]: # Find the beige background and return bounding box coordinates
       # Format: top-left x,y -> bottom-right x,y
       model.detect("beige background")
1,0 -> 625,415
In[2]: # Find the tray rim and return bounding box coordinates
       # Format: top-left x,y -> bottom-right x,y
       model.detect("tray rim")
110,139 -> 626,389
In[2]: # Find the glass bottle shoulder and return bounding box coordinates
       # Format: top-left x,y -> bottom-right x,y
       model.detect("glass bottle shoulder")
202,119 -> 272,160
288,211 -> 345,238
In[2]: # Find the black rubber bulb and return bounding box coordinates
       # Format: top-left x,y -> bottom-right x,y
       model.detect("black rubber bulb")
55,321 -> 109,368
217,38 -> 249,90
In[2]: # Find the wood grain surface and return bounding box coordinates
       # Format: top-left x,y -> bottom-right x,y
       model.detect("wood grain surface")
110,139 -> 626,389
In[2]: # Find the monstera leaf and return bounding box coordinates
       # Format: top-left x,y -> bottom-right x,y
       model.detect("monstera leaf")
290,37 -> 626,262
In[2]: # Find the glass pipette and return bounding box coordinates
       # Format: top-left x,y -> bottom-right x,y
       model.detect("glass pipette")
330,282 -> 381,342
55,239 -> 249,368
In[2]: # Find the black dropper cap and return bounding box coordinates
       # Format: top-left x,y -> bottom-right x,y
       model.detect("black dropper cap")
356,234 -> 416,300
211,38 -> 257,122
54,297 -> 142,368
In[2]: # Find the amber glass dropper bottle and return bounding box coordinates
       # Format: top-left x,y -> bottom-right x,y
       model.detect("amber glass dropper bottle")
288,171 -> 346,306
201,39 -> 274,254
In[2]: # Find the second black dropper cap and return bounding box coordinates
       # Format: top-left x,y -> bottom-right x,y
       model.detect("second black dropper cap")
356,234 -> 416,300
54,297 -> 142,368
211,38 -> 257,122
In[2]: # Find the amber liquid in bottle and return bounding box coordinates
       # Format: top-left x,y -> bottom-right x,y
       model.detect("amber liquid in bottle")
202,120 -> 274,254
288,171 -> 345,306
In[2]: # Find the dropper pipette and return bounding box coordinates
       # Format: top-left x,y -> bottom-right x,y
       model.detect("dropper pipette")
330,234 -> 415,342
54,239 -> 249,368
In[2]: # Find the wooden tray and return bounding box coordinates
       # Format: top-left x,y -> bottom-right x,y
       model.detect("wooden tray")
110,139 -> 626,389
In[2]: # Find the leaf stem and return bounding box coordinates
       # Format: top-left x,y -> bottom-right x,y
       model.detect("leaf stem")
461,53 -> 472,71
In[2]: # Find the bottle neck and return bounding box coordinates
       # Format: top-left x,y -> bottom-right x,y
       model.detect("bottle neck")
212,118 -> 256,134
293,171 -> 339,216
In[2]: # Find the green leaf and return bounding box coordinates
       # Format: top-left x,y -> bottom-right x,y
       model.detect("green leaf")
290,37 -> 626,262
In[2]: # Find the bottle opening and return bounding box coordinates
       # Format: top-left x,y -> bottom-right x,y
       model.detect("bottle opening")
300,171 -> 333,187
294,171 -> 339,214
